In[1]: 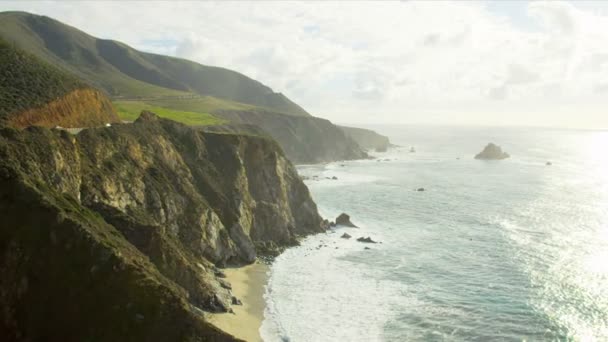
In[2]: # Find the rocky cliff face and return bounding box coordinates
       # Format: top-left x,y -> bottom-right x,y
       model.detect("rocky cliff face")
211,109 -> 368,164
8,88 -> 120,128
339,126 -> 391,152
0,111 -> 325,341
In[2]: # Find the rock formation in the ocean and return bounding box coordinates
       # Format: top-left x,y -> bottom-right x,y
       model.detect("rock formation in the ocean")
335,213 -> 358,228
474,143 -> 510,160
0,111 -> 325,341
341,233 -> 352,239
357,237 -> 377,244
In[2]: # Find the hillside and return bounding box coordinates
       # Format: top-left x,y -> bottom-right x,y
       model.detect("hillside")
0,111 -> 326,340
212,109 -> 368,163
0,11 -> 309,117
0,37 -> 119,128
340,126 -> 392,152
0,11 -> 382,163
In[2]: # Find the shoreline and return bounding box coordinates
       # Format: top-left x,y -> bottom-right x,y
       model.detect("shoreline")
207,261 -> 270,342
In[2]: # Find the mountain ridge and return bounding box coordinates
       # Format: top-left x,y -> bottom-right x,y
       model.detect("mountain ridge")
0,11 -> 309,117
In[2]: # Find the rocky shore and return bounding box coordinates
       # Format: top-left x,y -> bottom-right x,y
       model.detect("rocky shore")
0,111 -> 327,341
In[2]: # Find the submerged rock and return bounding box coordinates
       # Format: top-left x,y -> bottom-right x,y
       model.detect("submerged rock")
546,161 -> 552,166
335,213 -> 358,228
357,237 -> 377,244
416,188 -> 425,192
475,143 -> 510,160
341,233 -> 352,239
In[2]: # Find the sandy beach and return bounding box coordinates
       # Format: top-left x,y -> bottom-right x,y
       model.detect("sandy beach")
208,262 -> 269,342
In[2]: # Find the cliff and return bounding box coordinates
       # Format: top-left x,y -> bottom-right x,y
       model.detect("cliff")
0,111 -> 325,340
0,37 -> 120,128
339,126 -> 391,152
212,109 -> 368,164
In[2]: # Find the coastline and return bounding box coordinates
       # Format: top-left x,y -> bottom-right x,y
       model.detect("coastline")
207,261 -> 270,342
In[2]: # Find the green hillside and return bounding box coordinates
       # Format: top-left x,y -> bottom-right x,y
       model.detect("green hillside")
114,101 -> 225,126
0,11 -> 310,117
0,37 -> 84,119
1,36 -> 119,129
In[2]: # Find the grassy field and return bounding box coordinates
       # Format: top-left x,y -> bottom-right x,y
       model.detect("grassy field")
113,101 -> 226,126
142,96 -> 257,113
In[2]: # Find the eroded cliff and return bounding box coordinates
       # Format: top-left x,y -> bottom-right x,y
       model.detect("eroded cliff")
211,109 -> 368,164
339,125 -> 392,152
0,111 -> 325,341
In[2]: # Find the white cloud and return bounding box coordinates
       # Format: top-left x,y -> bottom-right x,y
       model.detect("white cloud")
1,0 -> 607,128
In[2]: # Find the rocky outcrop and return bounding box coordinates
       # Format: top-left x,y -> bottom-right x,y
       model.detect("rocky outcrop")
357,237 -> 377,244
335,213 -> 358,228
210,109 -> 368,164
474,143 -> 510,160
339,126 -> 391,152
0,111 -> 325,340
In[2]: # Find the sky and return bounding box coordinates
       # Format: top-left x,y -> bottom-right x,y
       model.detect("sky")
1,1 -> 608,128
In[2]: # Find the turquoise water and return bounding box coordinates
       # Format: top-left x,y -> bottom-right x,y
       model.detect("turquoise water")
261,126 -> 608,342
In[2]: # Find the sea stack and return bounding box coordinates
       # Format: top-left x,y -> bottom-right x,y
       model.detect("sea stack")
335,213 -> 358,227
475,143 -> 510,160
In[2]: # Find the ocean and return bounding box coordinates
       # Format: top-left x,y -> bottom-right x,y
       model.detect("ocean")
260,125 -> 608,342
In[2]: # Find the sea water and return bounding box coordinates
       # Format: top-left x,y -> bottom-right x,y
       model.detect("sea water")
260,126 -> 608,342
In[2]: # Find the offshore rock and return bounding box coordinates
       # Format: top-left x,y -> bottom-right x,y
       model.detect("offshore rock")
357,237 -> 377,244
475,143 -> 510,160
335,213 -> 358,228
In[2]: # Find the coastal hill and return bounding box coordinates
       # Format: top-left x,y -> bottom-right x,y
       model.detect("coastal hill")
339,125 -> 392,152
0,11 -> 308,117
0,111 -> 326,340
0,37 -> 119,128
0,11 -> 385,163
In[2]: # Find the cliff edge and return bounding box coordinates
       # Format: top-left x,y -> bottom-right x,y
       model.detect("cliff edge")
0,111 -> 325,340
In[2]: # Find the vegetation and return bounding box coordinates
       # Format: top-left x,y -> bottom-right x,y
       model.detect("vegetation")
0,37 -> 84,119
0,11 -> 310,116
114,100 -> 226,126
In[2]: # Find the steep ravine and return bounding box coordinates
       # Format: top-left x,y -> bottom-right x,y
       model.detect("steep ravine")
0,111 -> 326,341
